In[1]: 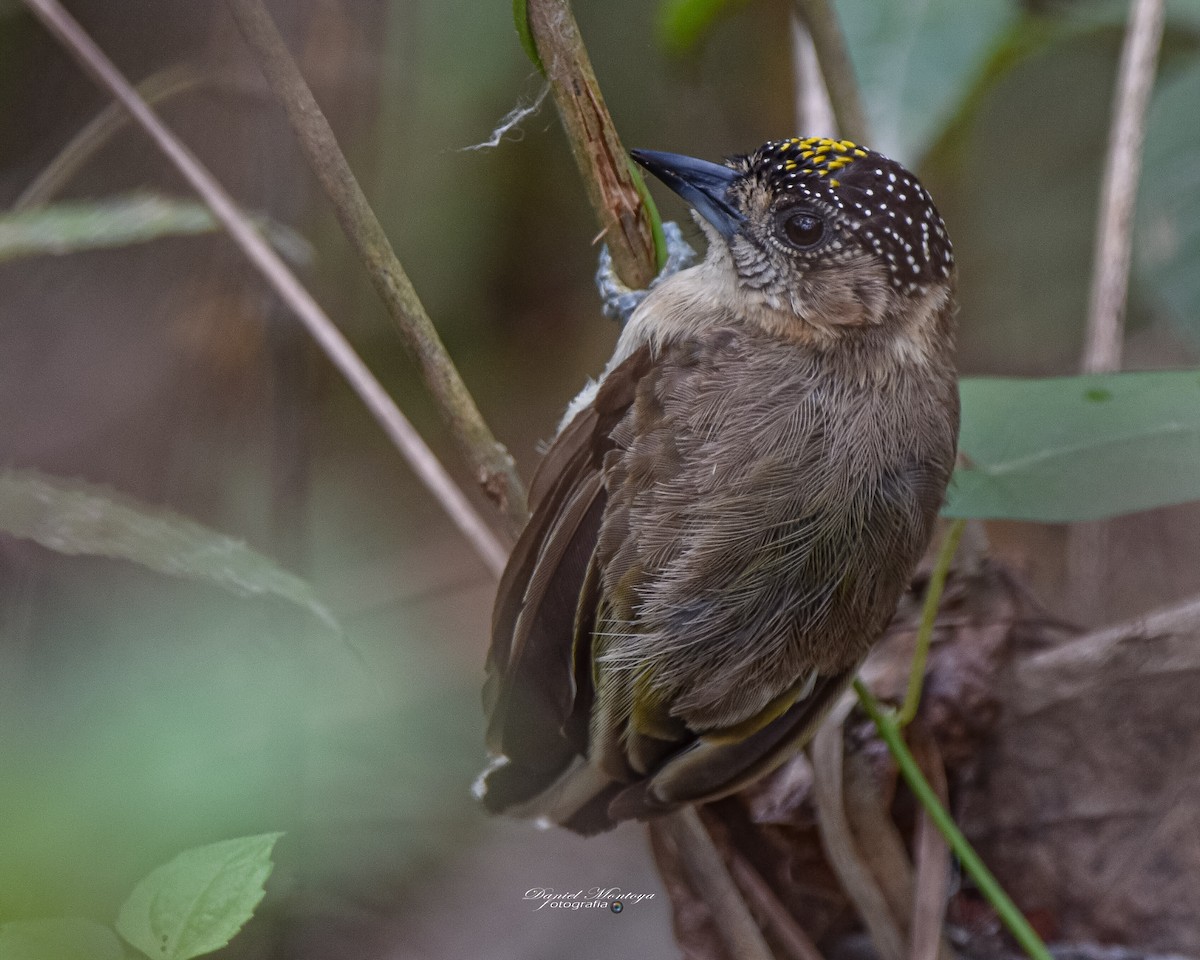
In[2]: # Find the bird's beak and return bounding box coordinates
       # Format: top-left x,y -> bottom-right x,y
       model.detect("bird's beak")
631,149 -> 744,239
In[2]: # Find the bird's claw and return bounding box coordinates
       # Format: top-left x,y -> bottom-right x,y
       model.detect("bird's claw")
595,221 -> 697,325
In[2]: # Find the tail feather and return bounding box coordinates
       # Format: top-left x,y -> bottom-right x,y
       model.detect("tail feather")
478,755 -> 625,834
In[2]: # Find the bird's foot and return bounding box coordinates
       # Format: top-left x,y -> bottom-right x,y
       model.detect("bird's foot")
595,221 -> 697,326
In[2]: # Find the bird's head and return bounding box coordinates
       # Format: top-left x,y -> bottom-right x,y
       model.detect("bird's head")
632,137 -> 955,345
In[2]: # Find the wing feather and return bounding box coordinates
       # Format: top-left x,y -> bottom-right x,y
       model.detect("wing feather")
482,347 -> 653,805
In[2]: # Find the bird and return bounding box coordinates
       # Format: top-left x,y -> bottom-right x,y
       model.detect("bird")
478,136 -> 959,835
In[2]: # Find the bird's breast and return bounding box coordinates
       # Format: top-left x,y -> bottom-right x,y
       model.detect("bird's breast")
596,325 -> 956,727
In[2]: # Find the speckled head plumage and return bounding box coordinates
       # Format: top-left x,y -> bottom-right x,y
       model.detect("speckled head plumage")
737,137 -> 953,295
633,138 -> 955,338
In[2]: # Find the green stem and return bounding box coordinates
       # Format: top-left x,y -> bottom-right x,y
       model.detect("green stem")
512,0 -> 545,75
897,518 -> 966,727
627,156 -> 668,270
854,680 -> 1052,960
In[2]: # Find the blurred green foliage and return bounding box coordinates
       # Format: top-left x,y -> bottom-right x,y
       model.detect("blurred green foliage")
0,195 -> 222,262
1138,57 -> 1200,342
0,470 -> 334,629
0,918 -> 123,960
838,0 -> 1017,163
657,0 -> 750,55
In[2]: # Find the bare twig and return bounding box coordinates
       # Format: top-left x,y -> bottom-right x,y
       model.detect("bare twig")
524,0 -> 662,289
1072,0 -> 1165,618
224,0 -> 527,530
15,63 -> 212,210
811,703 -> 906,960
1024,590 -> 1200,676
792,16 -> 837,138
663,807 -> 776,960
19,0 -> 509,577
899,519 -> 966,727
907,724 -> 952,960
1081,0 -> 1165,373
792,0 -> 869,144
842,748 -> 914,933
728,850 -> 828,960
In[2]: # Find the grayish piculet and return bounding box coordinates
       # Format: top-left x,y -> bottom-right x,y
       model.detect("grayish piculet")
479,137 -> 959,834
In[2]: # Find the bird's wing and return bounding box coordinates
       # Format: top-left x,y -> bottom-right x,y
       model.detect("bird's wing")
482,346 -> 654,810
607,667 -> 857,823
577,329 -> 886,830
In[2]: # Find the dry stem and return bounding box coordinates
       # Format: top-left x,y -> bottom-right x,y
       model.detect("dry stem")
1071,0 -> 1165,618
1081,0 -> 1165,373
19,0 -> 510,577
225,0 -> 527,530
663,807 -> 777,960
811,701 -> 906,960
524,0 -> 660,289
792,0 -> 869,144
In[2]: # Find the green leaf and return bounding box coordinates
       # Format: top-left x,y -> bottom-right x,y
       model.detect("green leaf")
0,470 -> 337,631
0,918 -> 123,960
0,193 -> 310,264
511,0 -> 544,74
945,372 -> 1200,522
657,0 -> 747,54
115,833 -> 283,960
837,0 -> 1017,163
1137,58 -> 1200,344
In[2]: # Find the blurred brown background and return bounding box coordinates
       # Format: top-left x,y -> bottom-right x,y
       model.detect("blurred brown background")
2,1 -> 1198,958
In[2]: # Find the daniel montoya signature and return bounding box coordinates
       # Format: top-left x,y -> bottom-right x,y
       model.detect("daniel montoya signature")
523,886 -> 657,912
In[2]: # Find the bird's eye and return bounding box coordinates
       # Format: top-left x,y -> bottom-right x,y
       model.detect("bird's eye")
780,210 -> 825,250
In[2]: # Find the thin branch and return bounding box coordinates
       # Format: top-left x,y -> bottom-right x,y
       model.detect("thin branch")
1081,0 -> 1165,373
662,807 -> 776,960
16,63 -> 201,210
811,705 -> 907,960
842,747 -> 916,930
1071,0 -> 1165,623
792,0 -> 869,144
791,16 -> 837,138
15,63 -> 222,210
523,0 -> 664,288
1023,590 -> 1200,675
224,0 -> 527,530
728,850 -> 828,960
853,682 -> 1053,960
898,519 -> 966,727
907,724 -> 952,960
19,0 -> 509,578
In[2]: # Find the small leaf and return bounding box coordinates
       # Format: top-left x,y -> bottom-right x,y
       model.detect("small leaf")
115,833 -> 283,960
0,918 -> 123,960
945,372 -> 1200,522
0,470 -> 337,631
0,193 -> 310,264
